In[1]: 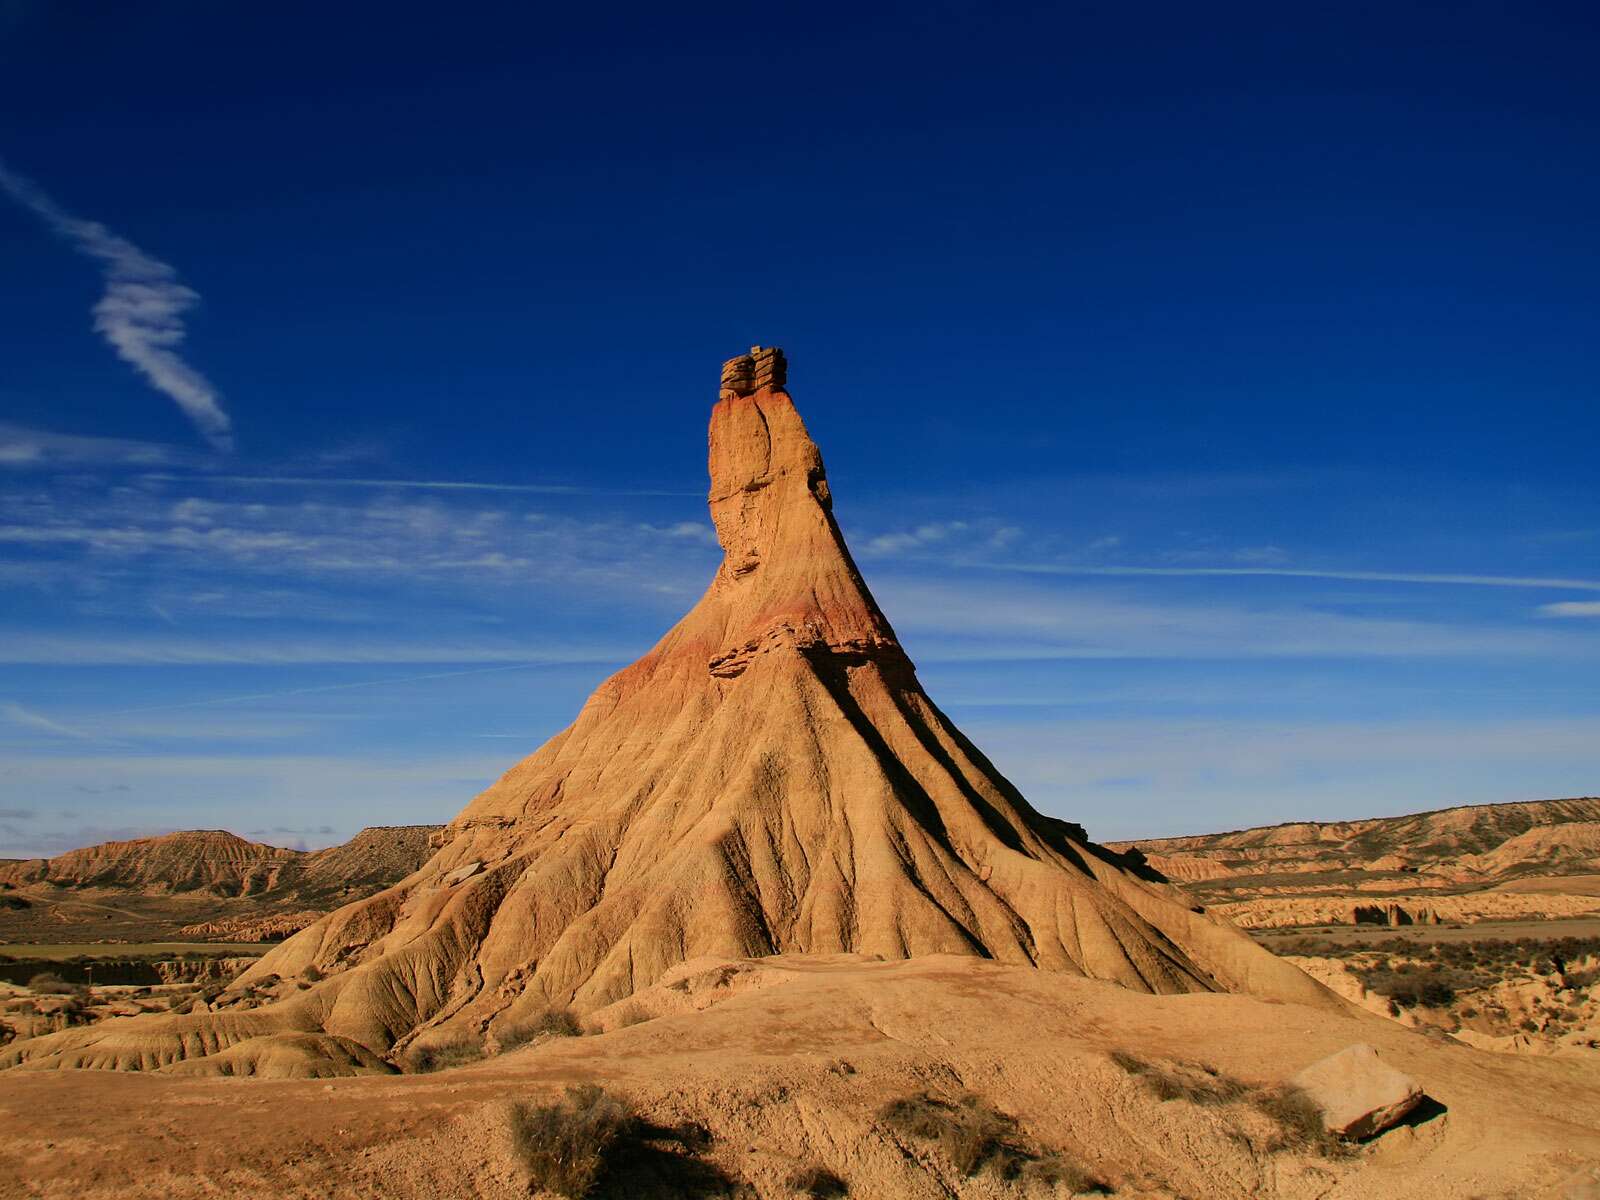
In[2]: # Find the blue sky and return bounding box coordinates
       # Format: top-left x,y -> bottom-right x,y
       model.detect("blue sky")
1,1 -> 1597,857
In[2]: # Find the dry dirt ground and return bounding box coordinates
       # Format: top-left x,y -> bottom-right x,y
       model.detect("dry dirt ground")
2,954 -> 1597,1200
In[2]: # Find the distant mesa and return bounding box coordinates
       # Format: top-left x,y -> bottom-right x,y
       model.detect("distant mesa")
0,830 -> 299,897
1109,797 -> 1600,929
0,825 -> 440,904
1,347 -> 1336,1077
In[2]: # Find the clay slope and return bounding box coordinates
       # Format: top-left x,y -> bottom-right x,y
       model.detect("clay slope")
1,348 -> 1332,1075
275,825 -> 443,904
0,830 -> 299,896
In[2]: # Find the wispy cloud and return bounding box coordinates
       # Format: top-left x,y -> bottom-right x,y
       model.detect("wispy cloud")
1540,601 -> 1600,618
0,159 -> 232,451
0,633 -> 628,666
863,521 -> 969,557
857,520 -> 1021,559
144,473 -> 698,497
874,577 -> 1599,662
0,422 -> 180,469
971,714 -> 1600,839
110,662 -> 566,713
978,562 -> 1600,593
0,486 -> 720,607
1,700 -> 95,741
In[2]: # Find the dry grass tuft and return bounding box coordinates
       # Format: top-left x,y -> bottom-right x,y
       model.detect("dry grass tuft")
509,1084 -> 629,1199
787,1164 -> 849,1196
26,972 -> 83,997
1107,1049 -> 1149,1076
1108,1051 -> 1246,1105
498,1007 -> 583,1052
608,1002 -> 651,1029
1013,1152 -> 1111,1194
1252,1085 -> 1350,1158
879,1092 -> 1106,1188
881,1093 -> 1011,1175
1109,1050 -> 1347,1160
409,1036 -> 486,1073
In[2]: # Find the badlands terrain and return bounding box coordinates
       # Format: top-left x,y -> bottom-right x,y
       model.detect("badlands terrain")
1108,795 -> 1600,931
2,350 -> 1597,1198
0,825 -> 441,944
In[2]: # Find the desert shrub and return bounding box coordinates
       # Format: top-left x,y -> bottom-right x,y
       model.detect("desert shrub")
609,1002 -> 651,1029
499,1007 -> 583,1052
1108,1049 -> 1149,1076
1362,969 -> 1458,1009
409,1036 -> 486,1073
27,972 -> 83,997
880,1093 -> 1018,1177
299,964 -> 324,983
1015,1152 -> 1109,1193
509,1084 -> 629,1198
880,1092 -> 1108,1189
1252,1085 -> 1347,1158
0,894 -> 31,910
1112,1051 -> 1345,1159
1108,1051 -> 1247,1105
788,1164 -> 849,1197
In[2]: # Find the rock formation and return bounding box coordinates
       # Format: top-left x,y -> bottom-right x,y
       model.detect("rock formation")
0,348 -> 1334,1075
1291,1043 -> 1424,1139
1351,902 -> 1440,927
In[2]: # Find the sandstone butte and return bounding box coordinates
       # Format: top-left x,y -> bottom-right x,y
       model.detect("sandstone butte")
0,347 -> 1337,1077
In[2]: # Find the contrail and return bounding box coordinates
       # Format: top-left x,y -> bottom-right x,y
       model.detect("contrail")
977,562 -> 1600,593
0,158 -> 233,452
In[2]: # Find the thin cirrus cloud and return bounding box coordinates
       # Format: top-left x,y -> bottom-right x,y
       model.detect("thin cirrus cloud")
1540,601 -> 1600,618
0,159 -> 233,452
975,562 -> 1600,593
0,422 -> 180,469
0,633 -> 630,667
0,699 -> 96,741
873,578 -> 1598,662
139,473 -> 699,497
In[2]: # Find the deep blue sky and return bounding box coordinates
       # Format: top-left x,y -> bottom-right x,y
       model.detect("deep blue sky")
2,1 -> 1597,857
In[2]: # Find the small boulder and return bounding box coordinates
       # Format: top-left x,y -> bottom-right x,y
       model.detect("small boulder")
1291,1043 -> 1424,1139
442,861 -> 484,886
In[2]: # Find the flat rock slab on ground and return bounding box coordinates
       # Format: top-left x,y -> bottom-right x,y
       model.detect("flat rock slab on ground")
1292,1042 -> 1424,1139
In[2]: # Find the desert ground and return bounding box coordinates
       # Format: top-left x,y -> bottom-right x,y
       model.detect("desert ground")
4,954 -> 1600,1200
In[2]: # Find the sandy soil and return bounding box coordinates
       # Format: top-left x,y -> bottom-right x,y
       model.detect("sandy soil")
1493,875 -> 1600,897
2,954 -> 1597,1200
